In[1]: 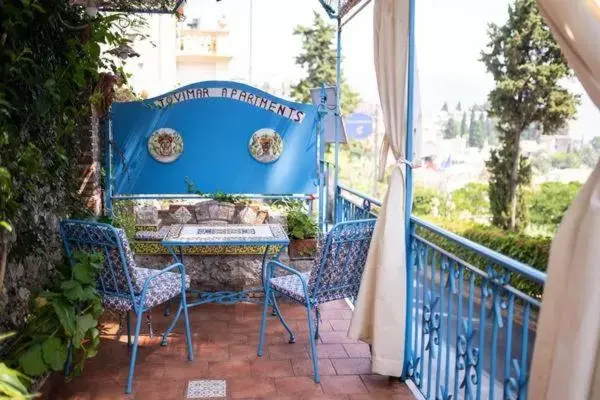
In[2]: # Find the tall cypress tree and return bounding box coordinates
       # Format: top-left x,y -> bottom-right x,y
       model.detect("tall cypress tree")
460,111 -> 468,137
480,0 -> 579,231
290,12 -> 359,115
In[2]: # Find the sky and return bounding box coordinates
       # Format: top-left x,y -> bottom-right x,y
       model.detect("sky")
183,0 -> 600,140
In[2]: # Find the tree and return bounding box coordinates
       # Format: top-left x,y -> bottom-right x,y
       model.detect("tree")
452,182 -> 490,218
480,0 -> 579,231
460,111 -> 468,137
579,146 -> 599,168
550,151 -> 581,169
442,117 -> 458,139
468,108 -> 485,148
290,12 -> 359,115
590,137 -> 600,152
441,102 -> 449,112
529,181 -> 582,227
456,101 -> 462,112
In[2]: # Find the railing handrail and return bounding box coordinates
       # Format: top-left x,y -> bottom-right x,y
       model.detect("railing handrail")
411,215 -> 547,284
337,183 -> 383,207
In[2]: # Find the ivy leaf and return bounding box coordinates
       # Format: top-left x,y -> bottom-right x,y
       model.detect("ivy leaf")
53,298 -> 76,336
42,337 -> 67,372
60,280 -> 84,301
18,344 -> 47,377
0,362 -> 30,398
73,314 -> 97,348
73,263 -> 94,284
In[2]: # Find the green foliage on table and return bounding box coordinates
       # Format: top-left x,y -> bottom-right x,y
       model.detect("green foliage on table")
290,11 -> 359,116
529,181 -> 582,227
5,252 -> 104,379
480,0 -> 579,231
185,177 -> 247,205
285,202 -> 318,240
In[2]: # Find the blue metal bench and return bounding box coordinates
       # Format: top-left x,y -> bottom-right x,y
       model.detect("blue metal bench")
59,220 -> 194,394
257,218 -> 377,383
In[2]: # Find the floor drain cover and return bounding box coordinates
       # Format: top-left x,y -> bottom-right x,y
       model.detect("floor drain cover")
186,379 -> 227,399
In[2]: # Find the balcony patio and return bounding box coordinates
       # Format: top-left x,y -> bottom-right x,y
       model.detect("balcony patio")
40,300 -> 414,400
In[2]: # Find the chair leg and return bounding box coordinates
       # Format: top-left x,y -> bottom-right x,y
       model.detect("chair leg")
146,314 -> 154,339
271,292 -> 296,343
126,311 -> 132,347
314,307 -> 320,340
164,299 -> 171,316
257,284 -> 272,357
161,302 -> 183,347
180,293 -> 194,361
125,310 -> 144,394
306,304 -> 320,383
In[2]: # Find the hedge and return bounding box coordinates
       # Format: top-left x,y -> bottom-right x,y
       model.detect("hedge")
414,217 -> 550,300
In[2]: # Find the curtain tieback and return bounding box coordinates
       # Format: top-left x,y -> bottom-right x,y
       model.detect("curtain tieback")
395,157 -> 420,169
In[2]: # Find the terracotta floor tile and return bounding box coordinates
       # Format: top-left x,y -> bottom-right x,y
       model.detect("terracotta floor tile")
320,300 -> 352,310
320,375 -> 368,395
228,377 -> 277,399
331,359 -> 372,375
359,375 -> 412,395
329,320 -> 350,332
207,359 -> 251,378
318,331 -> 360,345
43,303 -> 414,400
321,309 -> 353,320
250,359 -> 294,377
291,358 -> 337,377
308,344 -> 349,359
193,343 -> 230,361
267,343 -> 309,360
228,344 -> 260,361
343,344 -> 371,359
275,376 -> 323,395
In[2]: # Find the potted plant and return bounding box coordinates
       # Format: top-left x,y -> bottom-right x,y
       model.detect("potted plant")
286,204 -> 318,259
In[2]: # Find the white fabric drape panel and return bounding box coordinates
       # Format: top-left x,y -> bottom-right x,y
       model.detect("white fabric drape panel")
529,1 -> 600,399
347,0 -> 409,377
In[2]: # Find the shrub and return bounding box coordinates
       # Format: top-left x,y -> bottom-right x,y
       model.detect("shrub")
451,182 -> 489,219
529,181 -> 581,227
413,185 -> 438,216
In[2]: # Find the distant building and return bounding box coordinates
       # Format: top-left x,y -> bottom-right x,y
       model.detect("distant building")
175,14 -> 233,85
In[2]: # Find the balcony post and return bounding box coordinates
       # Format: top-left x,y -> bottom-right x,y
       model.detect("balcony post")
402,0 -> 417,379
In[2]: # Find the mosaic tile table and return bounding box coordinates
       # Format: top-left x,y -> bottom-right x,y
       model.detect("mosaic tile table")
160,224 -> 290,346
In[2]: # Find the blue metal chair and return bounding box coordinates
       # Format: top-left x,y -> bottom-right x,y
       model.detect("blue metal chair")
257,218 -> 376,383
59,220 -> 193,394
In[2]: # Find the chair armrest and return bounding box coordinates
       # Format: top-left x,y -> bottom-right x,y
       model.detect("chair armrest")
266,260 -> 309,291
140,262 -> 186,295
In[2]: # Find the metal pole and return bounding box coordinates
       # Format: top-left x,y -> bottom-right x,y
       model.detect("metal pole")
403,0 -> 417,379
334,3 -> 342,224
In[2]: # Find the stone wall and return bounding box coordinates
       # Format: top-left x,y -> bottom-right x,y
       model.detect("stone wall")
132,200 -> 312,292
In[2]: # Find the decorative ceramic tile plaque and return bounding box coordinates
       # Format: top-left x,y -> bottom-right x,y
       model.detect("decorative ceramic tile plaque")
248,128 -> 283,163
147,127 -> 183,163
186,379 -> 226,399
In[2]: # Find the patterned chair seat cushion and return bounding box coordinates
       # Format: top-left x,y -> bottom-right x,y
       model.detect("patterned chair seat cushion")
103,267 -> 190,311
269,272 -> 311,304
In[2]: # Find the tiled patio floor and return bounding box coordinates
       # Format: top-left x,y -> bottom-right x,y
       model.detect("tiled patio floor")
41,299 -> 414,400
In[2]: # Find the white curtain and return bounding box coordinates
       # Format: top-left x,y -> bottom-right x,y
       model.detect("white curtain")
529,1 -> 600,399
348,0 -> 410,377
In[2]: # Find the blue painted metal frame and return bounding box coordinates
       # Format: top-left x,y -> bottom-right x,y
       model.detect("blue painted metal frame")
257,218 -> 377,383
403,0 -> 418,380
59,219 -> 193,394
336,186 -> 546,400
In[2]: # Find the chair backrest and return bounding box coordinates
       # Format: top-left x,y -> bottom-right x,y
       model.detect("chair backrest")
59,219 -> 139,300
308,219 -> 376,304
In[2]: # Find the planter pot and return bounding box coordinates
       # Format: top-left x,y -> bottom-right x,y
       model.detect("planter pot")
288,238 -> 318,260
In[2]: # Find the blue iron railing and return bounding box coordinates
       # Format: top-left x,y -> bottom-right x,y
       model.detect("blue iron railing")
336,185 -> 547,400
